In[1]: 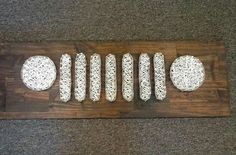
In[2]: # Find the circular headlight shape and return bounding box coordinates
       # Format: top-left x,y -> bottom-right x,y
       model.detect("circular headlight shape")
21,55 -> 57,91
170,55 -> 205,91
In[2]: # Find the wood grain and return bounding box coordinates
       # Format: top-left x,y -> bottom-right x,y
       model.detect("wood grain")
0,41 -> 231,119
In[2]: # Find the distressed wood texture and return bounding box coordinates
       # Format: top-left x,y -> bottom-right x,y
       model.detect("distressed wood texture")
0,41 -> 230,119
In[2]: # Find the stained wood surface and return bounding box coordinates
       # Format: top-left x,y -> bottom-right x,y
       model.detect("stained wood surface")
0,41 -> 230,119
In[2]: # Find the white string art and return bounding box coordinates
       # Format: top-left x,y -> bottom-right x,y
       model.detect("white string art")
153,53 -> 166,100
139,53 -> 151,101
21,54 -> 205,103
59,54 -> 72,102
170,55 -> 205,91
21,55 -> 56,91
75,53 -> 87,102
122,53 -> 134,102
105,54 -> 117,102
89,53 -> 101,102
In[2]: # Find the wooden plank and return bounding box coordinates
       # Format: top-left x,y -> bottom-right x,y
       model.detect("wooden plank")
0,41 -> 231,119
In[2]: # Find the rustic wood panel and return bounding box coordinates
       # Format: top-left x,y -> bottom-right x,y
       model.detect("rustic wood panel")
0,41 -> 231,119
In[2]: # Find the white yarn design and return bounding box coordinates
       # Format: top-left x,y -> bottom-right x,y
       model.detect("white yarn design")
105,54 -> 117,102
153,53 -> 166,100
75,53 -> 87,102
170,55 -> 205,91
90,53 -> 101,101
122,53 -> 134,102
139,53 -> 151,101
21,55 -> 56,91
60,54 -> 72,102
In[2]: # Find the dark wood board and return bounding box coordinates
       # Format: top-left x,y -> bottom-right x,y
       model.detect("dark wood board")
0,41 -> 231,119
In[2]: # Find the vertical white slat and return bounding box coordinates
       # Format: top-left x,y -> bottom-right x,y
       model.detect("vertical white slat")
153,53 -> 167,100
89,53 -> 101,101
60,54 -> 72,102
122,53 -> 134,102
75,53 -> 87,102
139,53 -> 151,101
105,54 -> 117,102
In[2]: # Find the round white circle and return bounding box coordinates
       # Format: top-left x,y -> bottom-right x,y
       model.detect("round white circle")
170,55 -> 205,91
21,56 -> 57,91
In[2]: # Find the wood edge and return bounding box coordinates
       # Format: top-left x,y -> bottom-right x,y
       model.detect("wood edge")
0,109 -> 231,120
